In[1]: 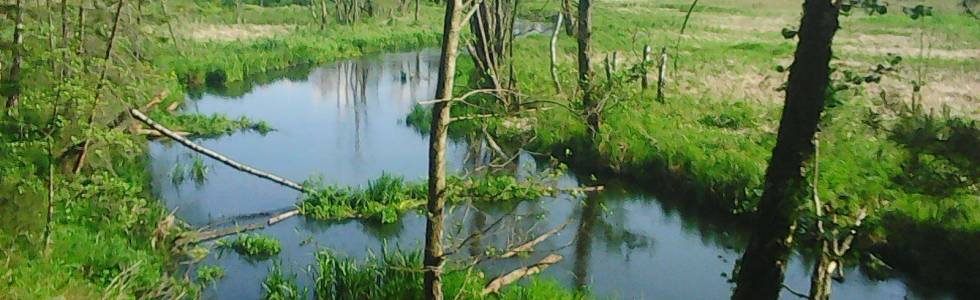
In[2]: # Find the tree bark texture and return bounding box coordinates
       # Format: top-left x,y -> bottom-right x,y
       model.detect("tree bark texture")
424,0 -> 466,299
577,0 -> 597,138
731,1 -> 839,299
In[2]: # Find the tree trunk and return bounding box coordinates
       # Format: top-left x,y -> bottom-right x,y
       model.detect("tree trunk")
6,0 -> 25,110
424,0 -> 466,299
641,45 -> 651,89
809,241 -> 834,300
577,0 -> 597,138
76,1 -> 85,55
656,47 -> 667,102
73,0 -> 127,175
561,0 -> 575,36
415,0 -> 420,21
550,13 -> 563,94
731,1 -> 839,299
161,0 -> 182,54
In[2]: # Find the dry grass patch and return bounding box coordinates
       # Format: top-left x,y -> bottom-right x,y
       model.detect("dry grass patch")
183,23 -> 295,42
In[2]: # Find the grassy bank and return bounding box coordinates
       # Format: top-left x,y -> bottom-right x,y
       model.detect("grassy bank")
0,0 -> 448,298
481,0 -> 979,292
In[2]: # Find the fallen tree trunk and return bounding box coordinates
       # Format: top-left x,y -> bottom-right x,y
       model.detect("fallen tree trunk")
176,209 -> 301,246
482,254 -> 563,295
130,108 -> 311,193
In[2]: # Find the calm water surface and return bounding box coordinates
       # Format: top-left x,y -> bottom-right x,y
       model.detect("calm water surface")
149,50 -> 948,299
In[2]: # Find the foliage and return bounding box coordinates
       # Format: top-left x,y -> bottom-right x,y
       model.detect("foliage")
196,264 -> 225,286
298,173 -> 558,223
150,111 -> 274,137
313,248 -> 590,299
217,234 -> 282,258
262,262 -> 306,300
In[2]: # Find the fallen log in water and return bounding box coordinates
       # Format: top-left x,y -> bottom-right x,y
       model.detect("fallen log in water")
130,108 -> 311,193
482,254 -> 563,295
175,209 -> 301,246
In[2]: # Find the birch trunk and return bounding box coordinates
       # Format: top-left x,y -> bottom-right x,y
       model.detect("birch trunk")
5,0 -> 25,109
424,0 -> 467,299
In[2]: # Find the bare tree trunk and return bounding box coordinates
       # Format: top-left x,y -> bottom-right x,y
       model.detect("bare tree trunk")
424,0 -> 468,299
415,0 -> 420,21
656,47 -> 667,102
129,109 -> 311,193
561,0 -> 575,36
5,0 -> 25,110
236,0 -> 243,24
320,0 -> 329,30
577,0 -> 597,138
76,1 -> 86,56
161,0 -> 182,54
73,0 -> 127,175
550,13 -> 563,94
641,45 -> 651,89
731,1 -> 839,299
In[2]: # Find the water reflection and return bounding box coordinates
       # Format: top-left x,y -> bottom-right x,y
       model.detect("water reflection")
149,50 -> 952,300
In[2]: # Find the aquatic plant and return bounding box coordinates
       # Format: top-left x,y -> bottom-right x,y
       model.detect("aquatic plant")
297,173 -> 557,224
149,111 -> 275,137
217,234 -> 282,258
196,265 -> 225,287
262,262 -> 306,300
312,248 -> 589,299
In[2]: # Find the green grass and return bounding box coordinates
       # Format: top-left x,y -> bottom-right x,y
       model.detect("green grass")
149,111 -> 275,137
196,264 -> 225,287
297,173 -> 558,224
263,262 -> 306,300
313,248 -> 590,299
218,234 -> 283,258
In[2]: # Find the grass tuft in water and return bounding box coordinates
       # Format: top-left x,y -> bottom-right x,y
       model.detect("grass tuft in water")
297,173 -> 558,224
313,247 -> 590,299
217,234 -> 282,258
262,262 -> 306,300
195,264 -> 225,287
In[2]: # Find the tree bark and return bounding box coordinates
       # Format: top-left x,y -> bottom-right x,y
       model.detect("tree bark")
577,0 -> 597,138
129,109 -> 311,193
76,1 -> 85,56
731,1 -> 839,299
73,0 -> 126,175
641,45 -> 651,89
424,0 -> 467,299
550,13 -> 563,94
656,47 -> 668,102
5,0 -> 25,110
561,0 -> 575,36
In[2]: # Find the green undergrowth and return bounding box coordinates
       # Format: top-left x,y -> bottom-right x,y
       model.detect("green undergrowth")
217,233 -> 283,259
195,264 -> 225,287
312,248 -> 590,299
161,22 -> 442,89
149,111 -> 274,137
298,172 -> 559,224
263,262 -> 306,300
484,0 -> 979,292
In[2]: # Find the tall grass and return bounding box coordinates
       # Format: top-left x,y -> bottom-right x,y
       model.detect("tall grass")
312,248 -> 590,299
298,173 -> 557,224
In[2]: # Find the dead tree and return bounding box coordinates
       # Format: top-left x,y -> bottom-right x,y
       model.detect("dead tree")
561,0 -> 575,36
577,0 -> 598,138
550,13 -> 563,94
424,0 -> 479,299
73,0 -> 127,175
466,0 -> 517,107
5,0 -> 24,110
732,0 -> 840,299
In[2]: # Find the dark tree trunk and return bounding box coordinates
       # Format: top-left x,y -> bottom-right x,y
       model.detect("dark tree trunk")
561,0 -> 575,36
577,0 -> 597,137
424,0 -> 466,299
731,1 -> 839,299
6,0 -> 25,109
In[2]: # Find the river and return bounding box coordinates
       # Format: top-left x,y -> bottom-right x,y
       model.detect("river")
148,50 -> 950,299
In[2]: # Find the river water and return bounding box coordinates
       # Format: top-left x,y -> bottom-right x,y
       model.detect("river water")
149,50 -> 949,299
